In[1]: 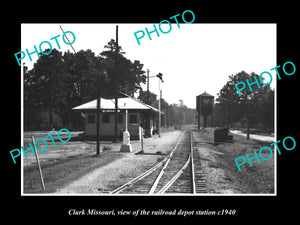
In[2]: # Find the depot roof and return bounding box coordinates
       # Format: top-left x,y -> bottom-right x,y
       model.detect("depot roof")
72,96 -> 160,112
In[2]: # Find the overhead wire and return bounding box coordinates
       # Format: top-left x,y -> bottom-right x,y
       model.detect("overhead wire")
59,25 -> 76,53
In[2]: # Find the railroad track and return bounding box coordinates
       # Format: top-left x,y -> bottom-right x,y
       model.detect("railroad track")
110,128 -> 207,194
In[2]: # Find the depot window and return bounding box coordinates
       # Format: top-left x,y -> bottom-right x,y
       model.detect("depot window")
118,114 -> 123,123
87,114 -> 95,124
129,114 -> 138,124
102,114 -> 110,123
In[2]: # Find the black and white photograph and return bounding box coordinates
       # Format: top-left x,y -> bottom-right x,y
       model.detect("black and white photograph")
20,23 -> 276,196
4,5 -> 298,223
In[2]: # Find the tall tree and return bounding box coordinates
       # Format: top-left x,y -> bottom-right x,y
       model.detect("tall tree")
24,40 -> 150,131
138,90 -> 157,106
99,39 -> 146,97
62,49 -> 104,128
24,65 -> 41,130
216,71 -> 274,137
28,49 -> 67,130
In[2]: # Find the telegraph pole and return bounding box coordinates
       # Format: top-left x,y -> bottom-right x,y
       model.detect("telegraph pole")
147,69 -> 150,104
158,84 -> 161,138
146,72 -> 163,137
114,25 -> 119,143
157,73 -> 163,137
246,106 -> 250,140
96,77 -> 101,155
146,69 -> 150,136
158,79 -> 161,137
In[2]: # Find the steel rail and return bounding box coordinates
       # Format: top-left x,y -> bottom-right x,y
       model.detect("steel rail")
110,129 -> 186,194
110,157 -> 166,194
157,154 -> 191,194
157,129 -> 196,194
190,129 -> 196,194
148,129 -> 187,194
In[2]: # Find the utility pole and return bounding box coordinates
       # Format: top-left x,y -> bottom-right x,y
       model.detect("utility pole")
246,107 -> 250,140
96,77 -> 101,155
147,69 -> 150,104
146,69 -> 150,137
158,78 -> 161,137
146,72 -> 164,137
114,25 -> 119,143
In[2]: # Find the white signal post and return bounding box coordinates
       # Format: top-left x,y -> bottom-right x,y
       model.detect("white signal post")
120,110 -> 133,152
146,71 -> 164,138
158,78 -> 161,138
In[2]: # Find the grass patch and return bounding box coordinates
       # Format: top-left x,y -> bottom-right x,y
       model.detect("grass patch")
23,131 -> 124,193
216,134 -> 275,193
198,128 -> 274,193
23,152 -> 123,193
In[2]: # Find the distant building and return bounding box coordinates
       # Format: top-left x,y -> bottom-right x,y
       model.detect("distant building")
72,96 -> 160,140
38,111 -> 63,130
196,91 -> 214,129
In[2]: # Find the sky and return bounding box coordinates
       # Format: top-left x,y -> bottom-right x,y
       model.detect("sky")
21,23 -> 276,109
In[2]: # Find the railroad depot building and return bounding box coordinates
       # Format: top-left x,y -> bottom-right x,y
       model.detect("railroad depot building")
73,96 -> 160,140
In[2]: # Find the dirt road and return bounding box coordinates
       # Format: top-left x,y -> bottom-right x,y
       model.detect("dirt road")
230,130 -> 274,143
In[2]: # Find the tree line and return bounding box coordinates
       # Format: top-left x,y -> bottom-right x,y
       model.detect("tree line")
137,91 -> 196,128
26,39 -> 271,133
25,39 -> 146,130
24,39 -> 196,130
214,71 -> 274,132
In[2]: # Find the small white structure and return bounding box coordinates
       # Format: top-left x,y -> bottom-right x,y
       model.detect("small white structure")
38,111 -> 63,129
120,110 -> 133,152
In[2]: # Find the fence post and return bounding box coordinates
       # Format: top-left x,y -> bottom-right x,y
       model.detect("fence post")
141,127 -> 144,153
